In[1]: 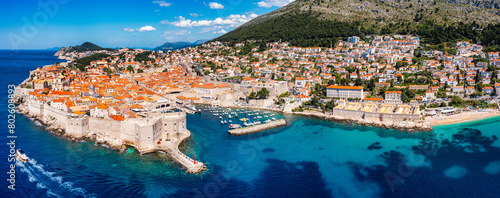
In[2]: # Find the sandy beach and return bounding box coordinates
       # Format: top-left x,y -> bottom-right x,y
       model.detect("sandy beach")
426,110 -> 500,126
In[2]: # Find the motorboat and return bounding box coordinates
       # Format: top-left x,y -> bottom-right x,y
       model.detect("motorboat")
16,149 -> 28,162
229,124 -> 242,129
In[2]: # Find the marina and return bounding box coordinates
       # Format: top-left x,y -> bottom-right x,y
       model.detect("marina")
201,106 -> 285,133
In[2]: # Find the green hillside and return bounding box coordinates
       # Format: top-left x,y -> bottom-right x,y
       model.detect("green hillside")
214,0 -> 500,48
71,42 -> 114,52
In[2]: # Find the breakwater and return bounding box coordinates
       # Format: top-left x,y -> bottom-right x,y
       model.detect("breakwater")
228,119 -> 287,135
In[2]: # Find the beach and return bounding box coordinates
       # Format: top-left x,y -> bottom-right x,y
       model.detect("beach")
426,110 -> 500,126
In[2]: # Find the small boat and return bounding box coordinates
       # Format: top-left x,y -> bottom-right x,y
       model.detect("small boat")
219,116 -> 222,119
255,120 -> 261,125
272,117 -> 277,121
17,149 -> 28,162
228,115 -> 232,119
221,120 -> 225,124
264,119 -> 271,123
235,114 -> 238,118
228,120 -> 232,123
224,120 -> 227,124
257,116 -> 262,119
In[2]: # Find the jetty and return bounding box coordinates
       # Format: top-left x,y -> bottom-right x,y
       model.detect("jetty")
139,131 -> 206,174
229,119 -> 287,135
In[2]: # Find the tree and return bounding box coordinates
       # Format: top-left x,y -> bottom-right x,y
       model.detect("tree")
127,65 -> 134,73
324,100 -> 336,111
248,91 -> 257,99
449,96 -> 464,107
257,88 -> 270,99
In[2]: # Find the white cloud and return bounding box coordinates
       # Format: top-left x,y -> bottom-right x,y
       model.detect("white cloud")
257,0 -> 295,8
189,13 -> 200,17
122,28 -> 135,32
163,29 -> 191,36
170,14 -> 258,28
160,20 -> 169,24
137,26 -> 157,32
213,29 -> 227,34
153,1 -> 172,7
209,2 -> 224,9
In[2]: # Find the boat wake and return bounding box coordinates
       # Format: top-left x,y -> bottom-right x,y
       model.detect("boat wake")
17,158 -> 97,198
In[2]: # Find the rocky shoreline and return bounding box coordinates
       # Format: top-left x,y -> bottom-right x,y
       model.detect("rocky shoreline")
17,101 -> 206,174
17,103 -> 126,150
293,110 -> 432,132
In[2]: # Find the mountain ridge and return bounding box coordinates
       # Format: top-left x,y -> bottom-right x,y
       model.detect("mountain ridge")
214,0 -> 500,47
153,40 -> 208,51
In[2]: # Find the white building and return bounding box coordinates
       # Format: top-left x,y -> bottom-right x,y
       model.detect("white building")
326,85 -> 364,99
384,91 -> 402,103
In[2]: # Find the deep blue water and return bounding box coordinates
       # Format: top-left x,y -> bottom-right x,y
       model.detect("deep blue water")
1,50 -> 500,198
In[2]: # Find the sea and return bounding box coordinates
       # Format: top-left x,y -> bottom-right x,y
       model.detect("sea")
0,50 -> 499,198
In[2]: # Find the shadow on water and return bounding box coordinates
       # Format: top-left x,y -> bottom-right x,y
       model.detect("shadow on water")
349,127 -> 500,197
252,159 -> 333,198
168,159 -> 332,198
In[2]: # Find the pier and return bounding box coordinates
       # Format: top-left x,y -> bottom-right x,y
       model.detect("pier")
139,131 -> 206,174
228,119 -> 287,135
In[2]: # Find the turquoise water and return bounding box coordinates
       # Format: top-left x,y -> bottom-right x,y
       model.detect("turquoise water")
1,50 -> 500,197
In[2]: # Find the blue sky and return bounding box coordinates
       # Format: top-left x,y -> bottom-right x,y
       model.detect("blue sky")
0,0 -> 295,49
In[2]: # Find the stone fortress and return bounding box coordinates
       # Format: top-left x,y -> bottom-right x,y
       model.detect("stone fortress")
16,88 -> 206,174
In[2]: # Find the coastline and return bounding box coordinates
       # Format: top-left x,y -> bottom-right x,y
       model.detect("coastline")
16,100 -> 206,174
292,110 -> 433,132
426,110 -> 500,126
205,103 -> 433,132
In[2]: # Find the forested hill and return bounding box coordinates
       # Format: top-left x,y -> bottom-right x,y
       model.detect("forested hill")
55,42 -> 114,57
214,0 -> 500,48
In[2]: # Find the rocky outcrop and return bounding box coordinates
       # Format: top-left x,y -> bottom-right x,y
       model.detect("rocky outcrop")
293,111 -> 432,132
